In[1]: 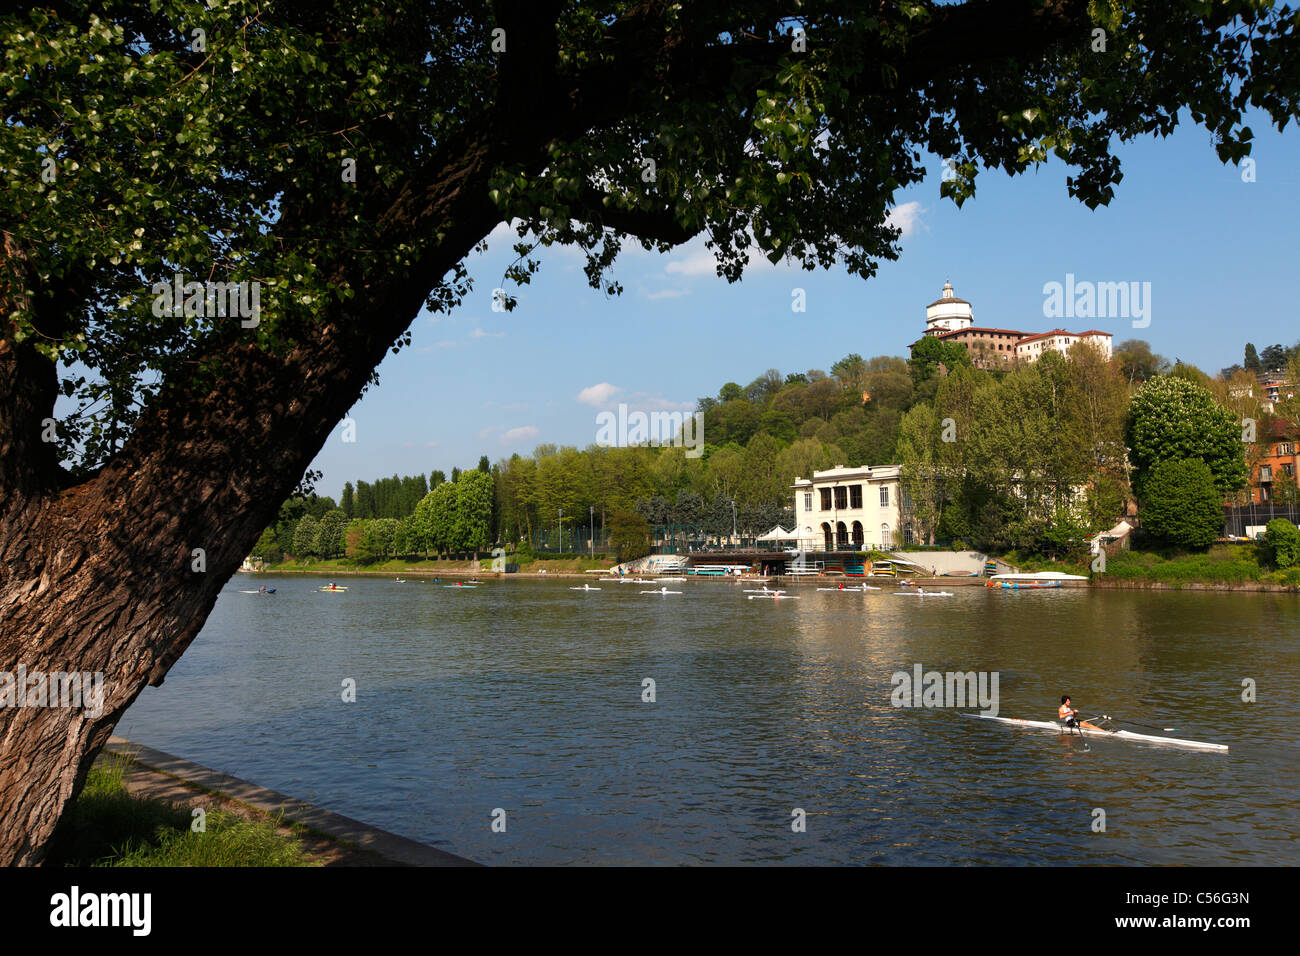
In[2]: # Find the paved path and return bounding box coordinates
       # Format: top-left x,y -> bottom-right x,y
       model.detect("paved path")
887,551 -> 999,576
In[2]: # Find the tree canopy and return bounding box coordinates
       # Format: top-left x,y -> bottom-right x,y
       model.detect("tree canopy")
3,0 -> 1300,867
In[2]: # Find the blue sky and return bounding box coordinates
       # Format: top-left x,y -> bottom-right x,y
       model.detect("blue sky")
310,112 -> 1299,501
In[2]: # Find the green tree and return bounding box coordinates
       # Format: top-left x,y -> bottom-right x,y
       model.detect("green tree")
718,382 -> 745,403
831,353 -> 869,394
1260,518 -> 1300,569
292,516 -> 320,559
454,470 -> 495,556
252,527 -> 281,563
1140,459 -> 1225,550
908,335 -> 971,383
315,509 -> 349,559
1260,344 -> 1286,372
4,0 -> 1298,867
1125,377 -> 1247,500
609,510 -> 651,564
1244,343 -> 1262,376
1115,339 -> 1168,385
340,482 -> 355,519
345,521 -> 380,564
897,404 -> 944,545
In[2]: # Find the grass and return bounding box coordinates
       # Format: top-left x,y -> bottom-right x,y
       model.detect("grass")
1103,544 -> 1265,586
46,754 -> 316,867
995,541 -> 1300,589
998,549 -> 1092,576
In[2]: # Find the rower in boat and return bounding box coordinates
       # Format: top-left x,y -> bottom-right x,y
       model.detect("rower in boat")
1059,695 -> 1103,732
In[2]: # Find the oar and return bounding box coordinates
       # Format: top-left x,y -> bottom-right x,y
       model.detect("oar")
1106,716 -> 1178,732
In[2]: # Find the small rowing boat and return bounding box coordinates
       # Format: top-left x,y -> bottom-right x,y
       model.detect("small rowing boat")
816,584 -> 881,592
893,588 -> 953,596
569,584 -> 601,591
963,713 -> 1228,752
640,587 -> 682,594
986,572 -> 1086,589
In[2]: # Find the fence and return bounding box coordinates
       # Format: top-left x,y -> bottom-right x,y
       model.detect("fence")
1223,503 -> 1300,538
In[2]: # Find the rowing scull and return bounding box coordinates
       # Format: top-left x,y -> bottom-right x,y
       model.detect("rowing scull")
963,713 -> 1228,752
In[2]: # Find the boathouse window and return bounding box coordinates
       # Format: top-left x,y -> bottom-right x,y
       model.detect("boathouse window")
879,486 -> 890,507
852,522 -> 864,547
834,486 -> 848,509
804,492 -> 813,512
849,485 -> 863,509
820,488 -> 832,510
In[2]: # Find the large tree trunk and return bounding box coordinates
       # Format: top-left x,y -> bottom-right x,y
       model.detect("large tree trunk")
0,172 -> 500,863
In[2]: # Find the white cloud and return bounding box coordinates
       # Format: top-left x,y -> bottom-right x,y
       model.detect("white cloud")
885,201 -> 926,240
624,392 -> 695,413
662,234 -> 787,280
478,424 -> 503,440
577,383 -> 623,406
645,287 -> 689,301
501,425 -> 540,444
664,245 -> 720,277
469,327 -> 505,339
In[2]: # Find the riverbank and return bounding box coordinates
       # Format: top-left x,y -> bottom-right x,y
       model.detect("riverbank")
75,738 -> 477,866
247,540 -> 1300,591
998,541 -> 1300,592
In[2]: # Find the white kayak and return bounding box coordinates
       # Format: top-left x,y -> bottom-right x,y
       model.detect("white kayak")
816,585 -> 882,592
893,589 -> 953,596
569,585 -> 602,591
640,587 -> 682,594
748,593 -> 798,600
963,713 -> 1228,752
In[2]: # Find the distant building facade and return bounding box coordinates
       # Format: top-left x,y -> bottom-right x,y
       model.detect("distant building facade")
792,465 -> 903,551
1251,419 -> 1300,504
910,280 -> 1112,369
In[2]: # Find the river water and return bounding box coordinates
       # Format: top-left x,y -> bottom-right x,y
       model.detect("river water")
118,575 -> 1299,865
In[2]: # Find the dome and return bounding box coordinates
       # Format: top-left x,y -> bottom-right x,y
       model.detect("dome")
925,279 -> 973,332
